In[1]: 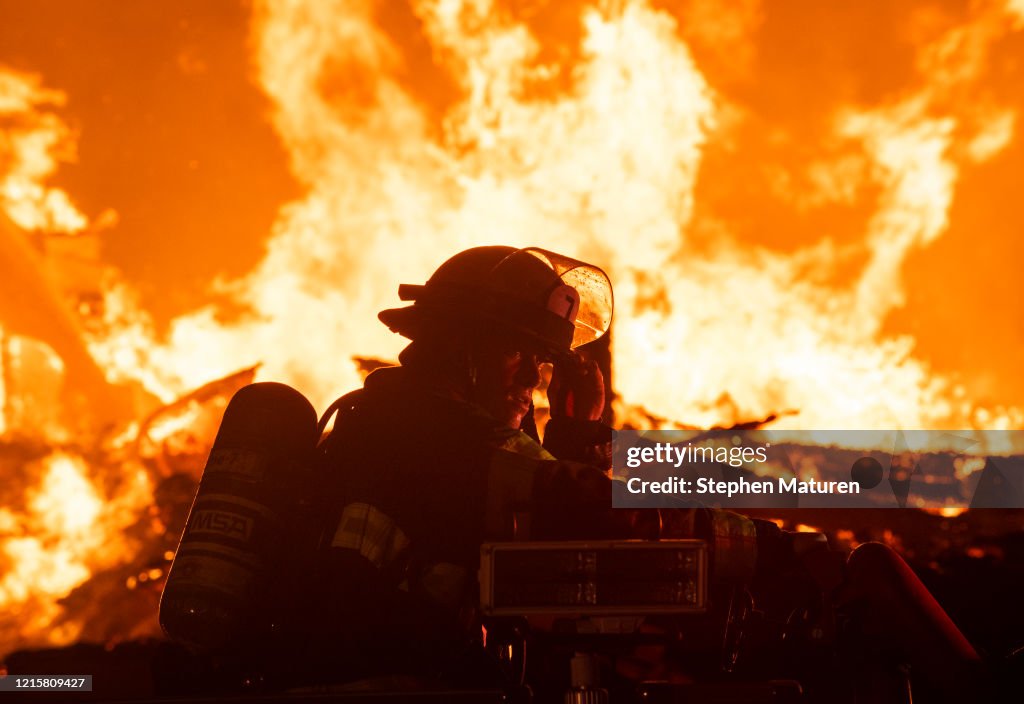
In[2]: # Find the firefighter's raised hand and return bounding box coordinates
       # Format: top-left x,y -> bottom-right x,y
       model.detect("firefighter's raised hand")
548,351 -> 605,421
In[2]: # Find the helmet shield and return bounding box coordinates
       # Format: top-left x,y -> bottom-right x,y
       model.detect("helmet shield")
379,246 -> 613,353
492,248 -> 613,349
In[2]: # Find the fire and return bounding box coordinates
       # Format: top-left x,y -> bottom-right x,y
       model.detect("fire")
0,68 -> 87,234
0,69 -> 159,654
236,0 -> 1023,430
924,507 -> 968,519
0,453 -> 152,648
1,0 -> 1023,659
15,0 -> 1010,436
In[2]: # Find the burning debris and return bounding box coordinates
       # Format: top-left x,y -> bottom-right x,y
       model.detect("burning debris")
0,365 -> 254,657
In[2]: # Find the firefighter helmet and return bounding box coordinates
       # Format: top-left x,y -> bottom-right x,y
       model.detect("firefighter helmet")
378,246 -> 613,353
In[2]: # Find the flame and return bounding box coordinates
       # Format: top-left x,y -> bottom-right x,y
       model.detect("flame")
0,64 -> 158,640
0,453 -> 152,648
1,0 -> 1024,658
924,506 -> 968,518
0,69 -> 87,234
164,0 -> 1018,429
31,0 -> 1016,433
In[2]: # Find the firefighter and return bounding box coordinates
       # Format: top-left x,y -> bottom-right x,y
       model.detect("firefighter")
309,246 -> 622,683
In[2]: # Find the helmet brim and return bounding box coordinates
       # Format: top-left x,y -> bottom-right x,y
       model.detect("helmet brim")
379,304 -> 575,359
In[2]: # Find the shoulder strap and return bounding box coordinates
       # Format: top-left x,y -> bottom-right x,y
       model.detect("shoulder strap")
316,388 -> 366,446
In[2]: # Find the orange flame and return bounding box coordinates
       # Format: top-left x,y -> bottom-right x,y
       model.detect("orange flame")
0,68 -> 87,234
0,454 -> 151,648
1,0 -> 1024,658
50,0 -> 1023,433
